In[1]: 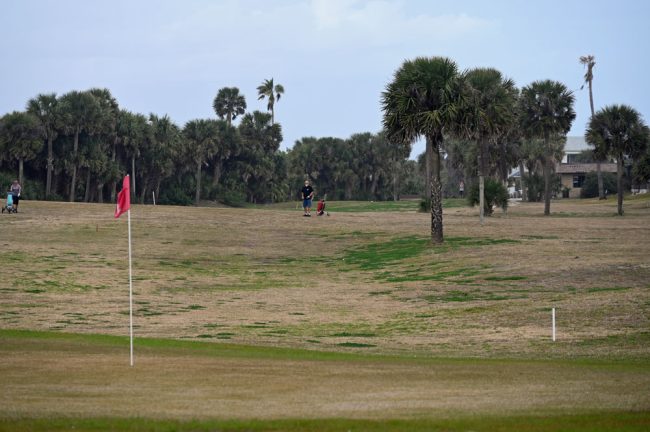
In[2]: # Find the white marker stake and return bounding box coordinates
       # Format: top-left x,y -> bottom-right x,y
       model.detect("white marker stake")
552,307 -> 556,342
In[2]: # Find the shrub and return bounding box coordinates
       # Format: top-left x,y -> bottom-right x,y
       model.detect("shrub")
419,197 -> 430,212
580,171 -> 618,198
221,190 -> 247,207
158,185 -> 193,206
467,178 -> 509,216
523,173 -> 562,202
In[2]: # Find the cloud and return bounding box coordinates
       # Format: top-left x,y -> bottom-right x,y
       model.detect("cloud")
157,0 -> 492,56
308,0 -> 493,49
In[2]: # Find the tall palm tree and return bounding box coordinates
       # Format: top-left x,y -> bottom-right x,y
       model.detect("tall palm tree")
213,87 -> 247,127
580,55 -> 605,199
183,119 -> 218,205
458,68 -> 517,224
519,80 -> 576,215
87,88 -> 119,203
149,114 -> 181,201
116,110 -> 150,200
59,90 -> 102,202
382,56 -> 462,243
26,93 -> 59,199
257,78 -> 284,124
586,105 -> 650,215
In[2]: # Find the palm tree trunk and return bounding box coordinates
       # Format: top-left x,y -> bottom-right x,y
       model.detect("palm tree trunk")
519,161 -> 527,201
140,182 -> 147,204
46,135 -> 53,199
479,137 -> 488,225
425,136 -> 432,199
370,172 -> 380,198
18,158 -> 24,186
429,133 -> 443,244
392,158 -> 400,201
543,135 -> 552,215
84,169 -> 91,202
586,79 -> 605,200
69,130 -> 79,202
212,161 -> 222,188
616,155 -> 624,215
110,141 -> 117,203
131,155 -> 136,200
597,160 -> 604,199
479,175 -> 485,223
195,160 -> 202,205
499,140 -> 509,185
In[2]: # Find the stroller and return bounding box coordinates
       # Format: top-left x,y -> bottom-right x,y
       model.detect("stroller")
316,199 -> 329,216
2,193 -> 16,214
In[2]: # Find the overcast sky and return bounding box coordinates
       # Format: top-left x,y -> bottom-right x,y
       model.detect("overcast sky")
2,0 -> 649,158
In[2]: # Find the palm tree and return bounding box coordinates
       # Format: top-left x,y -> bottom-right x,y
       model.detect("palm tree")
0,111 -> 43,186
257,78 -> 284,124
149,114 -> 181,201
116,110 -> 150,200
26,93 -> 59,199
458,68 -> 517,224
519,80 -> 576,215
213,87 -> 247,127
87,88 -> 119,203
237,111 -> 283,202
183,119 -> 218,205
382,56 -> 462,243
586,105 -> 650,215
59,90 -> 102,202
580,55 -> 605,199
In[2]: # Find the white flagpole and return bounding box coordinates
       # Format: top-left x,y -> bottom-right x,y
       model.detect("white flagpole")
127,208 -> 134,366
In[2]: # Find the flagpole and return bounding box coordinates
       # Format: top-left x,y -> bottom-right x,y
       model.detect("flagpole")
127,208 -> 134,366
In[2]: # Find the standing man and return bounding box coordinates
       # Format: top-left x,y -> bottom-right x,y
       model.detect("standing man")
301,180 -> 314,217
459,180 -> 465,198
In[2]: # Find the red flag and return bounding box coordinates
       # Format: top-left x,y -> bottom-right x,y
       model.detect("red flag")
115,175 -> 131,218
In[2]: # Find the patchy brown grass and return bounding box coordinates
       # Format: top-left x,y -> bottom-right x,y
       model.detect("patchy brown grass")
0,198 -> 649,360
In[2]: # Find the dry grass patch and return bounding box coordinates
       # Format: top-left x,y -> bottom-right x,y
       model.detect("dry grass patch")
0,199 -> 649,359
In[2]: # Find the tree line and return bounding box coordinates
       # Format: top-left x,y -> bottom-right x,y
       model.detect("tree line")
0,81 -> 425,205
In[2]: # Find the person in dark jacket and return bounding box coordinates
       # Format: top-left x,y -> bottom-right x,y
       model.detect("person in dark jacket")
301,180 -> 314,217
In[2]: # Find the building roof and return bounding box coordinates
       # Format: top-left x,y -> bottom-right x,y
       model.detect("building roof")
565,136 -> 591,154
556,163 -> 617,174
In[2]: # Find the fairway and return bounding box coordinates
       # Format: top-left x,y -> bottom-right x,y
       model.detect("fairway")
1,197 -> 650,430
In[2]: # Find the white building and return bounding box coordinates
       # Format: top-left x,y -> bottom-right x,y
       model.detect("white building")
562,136 -> 592,163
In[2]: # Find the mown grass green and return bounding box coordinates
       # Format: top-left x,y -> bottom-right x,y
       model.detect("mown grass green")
1,411 -> 648,432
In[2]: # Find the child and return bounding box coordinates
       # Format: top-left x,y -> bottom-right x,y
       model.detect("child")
316,198 -> 325,216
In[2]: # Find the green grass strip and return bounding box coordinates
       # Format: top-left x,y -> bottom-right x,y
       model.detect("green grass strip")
1,412 -> 649,432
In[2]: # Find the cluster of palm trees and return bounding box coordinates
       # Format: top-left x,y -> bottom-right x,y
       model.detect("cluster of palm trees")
0,79 -> 288,205
382,56 -> 649,243
0,75 -> 426,206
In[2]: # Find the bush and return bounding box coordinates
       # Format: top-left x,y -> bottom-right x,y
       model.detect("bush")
419,197 -> 430,212
158,185 -> 193,206
523,173 -> 562,202
580,171 -> 618,198
467,178 -> 509,215
221,190 -> 247,207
